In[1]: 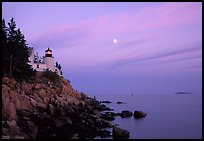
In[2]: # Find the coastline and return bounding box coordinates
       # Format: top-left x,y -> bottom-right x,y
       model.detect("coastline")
2,75 -> 133,139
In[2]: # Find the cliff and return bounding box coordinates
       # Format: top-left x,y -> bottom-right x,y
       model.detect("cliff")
2,72 -> 112,139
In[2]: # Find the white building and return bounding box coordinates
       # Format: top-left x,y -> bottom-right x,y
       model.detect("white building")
28,47 -> 62,76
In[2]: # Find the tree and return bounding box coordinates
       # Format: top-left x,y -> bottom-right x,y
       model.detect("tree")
34,52 -> 39,63
2,19 -> 10,75
58,64 -> 61,70
2,18 -> 35,81
55,62 -> 59,67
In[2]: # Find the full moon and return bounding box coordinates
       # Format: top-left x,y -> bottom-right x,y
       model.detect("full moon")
113,38 -> 118,44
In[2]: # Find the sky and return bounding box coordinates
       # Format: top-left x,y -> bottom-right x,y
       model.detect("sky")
2,2 -> 202,96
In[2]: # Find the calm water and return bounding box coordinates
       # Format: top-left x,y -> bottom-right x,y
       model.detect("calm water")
94,94 -> 202,139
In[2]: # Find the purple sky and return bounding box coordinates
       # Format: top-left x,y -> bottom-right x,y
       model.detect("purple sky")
2,2 -> 202,96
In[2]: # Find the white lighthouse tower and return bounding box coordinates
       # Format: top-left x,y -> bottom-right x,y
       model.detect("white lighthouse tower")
44,47 -> 55,71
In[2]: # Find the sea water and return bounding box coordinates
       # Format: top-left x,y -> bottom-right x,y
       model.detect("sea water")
94,94 -> 202,139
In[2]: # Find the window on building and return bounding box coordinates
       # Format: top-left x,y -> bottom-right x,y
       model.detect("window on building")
37,64 -> 39,68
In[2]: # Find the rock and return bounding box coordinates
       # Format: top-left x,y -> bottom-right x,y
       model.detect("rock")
32,94 -> 43,103
29,98 -> 37,107
112,126 -> 129,139
32,83 -> 41,90
55,94 -> 64,103
133,111 -> 147,118
26,121 -> 38,138
121,110 -> 133,118
2,127 -> 9,135
18,95 -> 33,110
100,112 -> 116,121
2,95 -> 10,120
58,116 -> 72,125
8,89 -> 18,101
96,104 -> 113,111
2,135 -> 10,139
115,113 -> 122,116
16,109 -> 33,117
3,102 -> 17,121
2,84 -> 10,96
95,119 -> 112,128
2,120 -> 7,127
98,129 -> 111,138
43,97 -> 49,104
100,100 -> 112,104
37,89 -> 47,99
14,98 -> 21,110
37,102 -> 47,110
71,133 -> 80,139
11,135 -> 25,139
2,77 -> 10,84
53,118 -> 65,127
116,101 -> 124,104
6,120 -> 17,135
48,104 -> 55,116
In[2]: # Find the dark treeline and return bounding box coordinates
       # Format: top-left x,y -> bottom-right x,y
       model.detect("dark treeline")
2,18 -> 35,81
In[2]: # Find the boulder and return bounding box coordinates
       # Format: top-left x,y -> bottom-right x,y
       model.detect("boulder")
53,118 -> 65,127
116,101 -> 124,104
3,102 -> 17,121
100,112 -> 116,121
71,133 -> 80,139
16,109 -> 33,117
59,116 -> 72,125
98,129 -> 111,138
18,95 -> 33,110
6,120 -> 18,135
29,98 -> 37,107
14,98 -> 21,110
100,100 -> 112,104
2,135 -> 10,139
48,104 -> 55,116
11,135 -> 25,139
43,97 -> 50,104
37,102 -> 47,110
37,89 -> 47,99
121,110 -> 133,118
26,121 -> 38,138
2,77 -> 10,84
112,126 -> 129,139
133,111 -> 147,119
2,84 -> 10,96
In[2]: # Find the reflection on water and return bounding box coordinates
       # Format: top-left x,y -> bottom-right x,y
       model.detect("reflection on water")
95,94 -> 202,139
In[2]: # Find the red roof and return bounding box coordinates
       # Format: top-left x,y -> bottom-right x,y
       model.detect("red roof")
45,47 -> 52,52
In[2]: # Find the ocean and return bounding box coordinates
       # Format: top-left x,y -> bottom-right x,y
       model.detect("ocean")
94,94 -> 202,139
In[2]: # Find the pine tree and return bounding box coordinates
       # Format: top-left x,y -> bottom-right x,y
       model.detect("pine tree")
2,19 -> 9,75
58,64 -> 61,70
3,18 -> 35,81
56,62 -> 59,67
34,52 -> 39,63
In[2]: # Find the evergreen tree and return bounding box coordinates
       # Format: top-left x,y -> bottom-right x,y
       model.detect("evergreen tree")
58,64 -> 61,70
34,52 -> 39,63
2,19 -> 10,75
7,18 -> 17,77
2,18 -> 35,81
56,62 -> 59,67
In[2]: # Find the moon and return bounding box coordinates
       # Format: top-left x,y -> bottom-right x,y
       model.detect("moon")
113,38 -> 118,44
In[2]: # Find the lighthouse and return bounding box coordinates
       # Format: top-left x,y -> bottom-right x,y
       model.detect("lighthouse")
44,47 -> 55,71
28,47 -> 62,76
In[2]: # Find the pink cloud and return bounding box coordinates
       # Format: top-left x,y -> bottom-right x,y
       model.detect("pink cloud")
30,2 -> 201,72
31,2 -> 201,45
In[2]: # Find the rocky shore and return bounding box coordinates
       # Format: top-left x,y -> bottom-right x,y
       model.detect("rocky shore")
2,73 -> 147,139
2,73 -> 128,139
